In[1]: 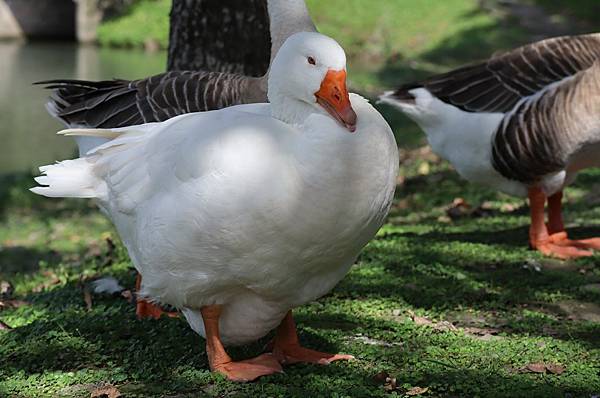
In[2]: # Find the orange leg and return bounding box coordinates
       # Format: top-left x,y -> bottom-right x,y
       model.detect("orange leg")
546,190 -> 600,250
135,273 -> 178,320
201,305 -> 282,382
270,310 -> 354,365
528,187 -> 592,259
547,191 -> 565,235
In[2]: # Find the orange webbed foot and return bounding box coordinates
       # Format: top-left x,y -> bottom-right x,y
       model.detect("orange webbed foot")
270,310 -> 354,366
272,343 -> 354,365
136,299 -> 179,320
533,236 -> 593,259
549,232 -> 600,251
213,353 -> 283,382
573,237 -> 600,250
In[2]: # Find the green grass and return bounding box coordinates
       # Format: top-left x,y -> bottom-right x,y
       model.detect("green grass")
97,0 -> 171,49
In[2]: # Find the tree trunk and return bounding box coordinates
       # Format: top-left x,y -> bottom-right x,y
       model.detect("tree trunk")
167,0 -> 270,77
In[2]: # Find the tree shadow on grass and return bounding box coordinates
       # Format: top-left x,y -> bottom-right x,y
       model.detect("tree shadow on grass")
0,245 -> 62,275
343,234 -> 600,345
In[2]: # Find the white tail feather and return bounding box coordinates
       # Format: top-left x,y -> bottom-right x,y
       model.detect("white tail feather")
58,128 -> 125,156
30,158 -> 106,199
58,128 -> 121,139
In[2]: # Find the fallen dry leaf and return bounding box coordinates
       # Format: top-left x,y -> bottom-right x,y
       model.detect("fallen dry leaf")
0,299 -> 29,311
546,363 -> 566,375
76,276 -> 95,311
372,370 -> 389,383
83,287 -> 93,311
526,362 -> 547,373
446,198 -> 471,220
0,280 -> 13,298
462,326 -> 503,341
520,362 -> 565,375
90,385 -> 121,398
383,376 -> 398,392
408,311 -> 457,331
500,203 -> 517,212
121,290 -> 134,303
406,386 -> 429,396
462,326 -> 500,336
412,314 -> 433,326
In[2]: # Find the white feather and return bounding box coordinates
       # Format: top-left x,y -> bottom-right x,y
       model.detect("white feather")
30,158 -> 106,199
92,277 -> 125,295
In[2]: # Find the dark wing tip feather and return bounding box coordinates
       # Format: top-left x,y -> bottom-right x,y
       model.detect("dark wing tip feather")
389,83 -> 422,104
38,78 -> 138,128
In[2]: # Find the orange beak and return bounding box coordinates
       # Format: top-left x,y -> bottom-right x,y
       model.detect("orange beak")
315,69 -> 357,132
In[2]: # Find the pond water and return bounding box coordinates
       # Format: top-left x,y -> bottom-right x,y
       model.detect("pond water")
0,41 -> 166,175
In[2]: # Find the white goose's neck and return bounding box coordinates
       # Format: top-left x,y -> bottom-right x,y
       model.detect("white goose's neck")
269,93 -> 318,128
267,0 -> 317,67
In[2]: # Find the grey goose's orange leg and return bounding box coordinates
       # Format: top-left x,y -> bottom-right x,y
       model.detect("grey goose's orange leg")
547,191 -> 600,250
528,187 -> 592,259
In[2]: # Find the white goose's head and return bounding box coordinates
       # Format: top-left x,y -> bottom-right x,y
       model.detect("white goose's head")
268,32 -> 357,132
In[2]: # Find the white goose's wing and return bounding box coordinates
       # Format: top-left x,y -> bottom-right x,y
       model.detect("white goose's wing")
32,104 -> 275,215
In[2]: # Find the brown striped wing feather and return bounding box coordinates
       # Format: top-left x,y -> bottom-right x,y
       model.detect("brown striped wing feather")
37,70 -> 263,128
395,34 -> 600,113
492,60 -> 600,184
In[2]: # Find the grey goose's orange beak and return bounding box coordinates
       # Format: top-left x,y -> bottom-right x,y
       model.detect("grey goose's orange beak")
315,69 -> 357,132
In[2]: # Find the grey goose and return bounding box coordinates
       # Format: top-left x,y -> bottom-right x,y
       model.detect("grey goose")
380,33 -> 600,259
37,0 -> 316,129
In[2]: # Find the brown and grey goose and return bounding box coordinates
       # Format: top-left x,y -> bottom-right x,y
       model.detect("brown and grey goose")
380,33 -> 600,259
37,0 -> 316,129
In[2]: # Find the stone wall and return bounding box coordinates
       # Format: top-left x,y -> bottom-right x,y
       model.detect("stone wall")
5,0 -> 76,39
0,0 -> 23,39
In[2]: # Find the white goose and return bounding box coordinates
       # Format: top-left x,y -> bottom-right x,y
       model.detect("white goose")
380,33 -> 600,259
38,0 -> 317,320
32,32 -> 399,381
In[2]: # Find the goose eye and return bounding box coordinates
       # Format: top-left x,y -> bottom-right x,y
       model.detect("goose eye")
307,56 -> 316,65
